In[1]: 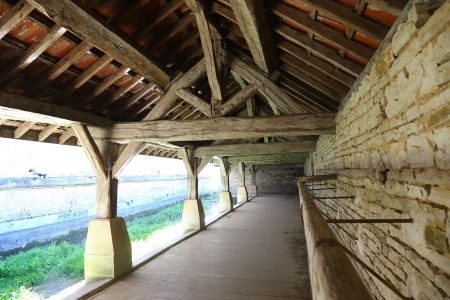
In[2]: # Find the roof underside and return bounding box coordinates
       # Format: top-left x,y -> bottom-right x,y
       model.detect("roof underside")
0,0 -> 407,158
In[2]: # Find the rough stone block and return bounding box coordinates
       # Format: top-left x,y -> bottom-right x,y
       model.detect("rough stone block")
218,191 -> 232,213
84,217 -> 132,281
237,186 -> 248,204
182,199 -> 205,231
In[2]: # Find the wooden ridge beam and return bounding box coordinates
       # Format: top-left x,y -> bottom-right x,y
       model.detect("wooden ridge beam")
295,0 -> 389,42
89,113 -> 336,143
229,0 -> 277,74
28,0 -> 170,86
176,88 -> 212,117
195,141 -> 316,157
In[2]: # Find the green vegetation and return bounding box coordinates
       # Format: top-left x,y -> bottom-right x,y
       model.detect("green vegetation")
0,197 -> 219,300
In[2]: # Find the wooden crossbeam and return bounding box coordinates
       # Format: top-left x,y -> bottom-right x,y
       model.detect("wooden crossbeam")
275,25 -> 364,77
195,141 -> 316,157
0,0 -> 35,40
0,90 -> 112,127
229,0 -> 277,74
28,41 -> 92,95
28,0 -> 170,86
0,24 -> 67,86
297,0 -> 389,42
227,152 -> 307,164
89,113 -> 335,143
176,88 -> 212,117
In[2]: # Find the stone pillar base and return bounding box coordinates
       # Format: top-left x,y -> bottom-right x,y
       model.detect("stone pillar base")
250,184 -> 258,198
182,199 -> 205,231
237,186 -> 248,204
218,191 -> 233,213
84,217 -> 132,281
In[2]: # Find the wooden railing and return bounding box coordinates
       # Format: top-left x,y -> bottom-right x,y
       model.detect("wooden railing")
297,175 -> 372,300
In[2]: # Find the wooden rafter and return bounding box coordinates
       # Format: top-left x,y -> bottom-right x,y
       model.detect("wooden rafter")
176,88 -> 212,117
0,0 -> 35,40
229,0 -> 277,74
186,0 -> 224,116
0,24 -> 67,87
28,0 -> 170,86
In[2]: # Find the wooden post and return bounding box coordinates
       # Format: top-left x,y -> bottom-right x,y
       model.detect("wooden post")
217,157 -> 232,213
179,148 -> 205,230
72,123 -> 134,281
249,165 -> 258,197
237,162 -> 248,203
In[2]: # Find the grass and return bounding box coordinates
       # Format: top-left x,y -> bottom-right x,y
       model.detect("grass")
0,196 -> 218,300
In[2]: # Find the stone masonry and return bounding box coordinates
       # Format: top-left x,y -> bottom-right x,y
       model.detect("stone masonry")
305,2 -> 450,299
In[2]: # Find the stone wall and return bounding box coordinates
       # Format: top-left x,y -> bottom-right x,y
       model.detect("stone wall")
307,3 -> 450,299
230,163 -> 303,195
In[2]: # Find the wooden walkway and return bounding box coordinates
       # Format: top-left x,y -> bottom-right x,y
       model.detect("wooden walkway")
91,194 -> 311,300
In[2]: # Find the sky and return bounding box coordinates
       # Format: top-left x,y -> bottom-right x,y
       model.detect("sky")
0,138 -> 218,178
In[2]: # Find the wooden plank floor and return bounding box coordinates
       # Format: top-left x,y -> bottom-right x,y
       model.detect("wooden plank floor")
91,194 -> 311,300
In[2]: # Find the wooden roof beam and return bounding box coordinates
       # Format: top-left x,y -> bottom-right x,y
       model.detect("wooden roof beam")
272,3 -> 374,63
28,0 -> 170,86
176,88 -> 212,117
0,24 -> 67,87
295,0 -> 389,42
89,113 -> 336,143
195,141 -> 316,157
229,0 -> 277,74
186,0 -> 225,116
0,0 -> 35,40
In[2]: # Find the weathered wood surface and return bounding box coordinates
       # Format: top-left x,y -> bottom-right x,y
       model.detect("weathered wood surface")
217,157 -> 231,191
0,90 -> 112,127
220,84 -> 258,116
297,182 -> 372,300
176,88 -> 212,117
90,113 -> 336,142
227,152 -> 307,164
72,123 -> 107,179
112,141 -> 145,178
195,141 -> 316,157
229,0 -> 277,74
144,59 -> 206,121
0,0 -> 34,40
186,0 -> 224,105
296,174 -> 338,182
229,56 -> 303,114
28,0 -> 170,86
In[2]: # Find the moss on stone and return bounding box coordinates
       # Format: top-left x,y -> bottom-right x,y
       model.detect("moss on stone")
424,225 -> 449,254
428,105 -> 450,128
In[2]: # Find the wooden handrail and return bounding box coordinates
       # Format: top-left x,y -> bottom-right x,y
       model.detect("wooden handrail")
298,182 -> 373,300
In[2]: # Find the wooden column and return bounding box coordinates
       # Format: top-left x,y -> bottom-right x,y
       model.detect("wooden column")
179,148 -> 205,230
72,123 -> 138,280
237,162 -> 248,203
249,164 -> 258,197
218,157 -> 233,212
